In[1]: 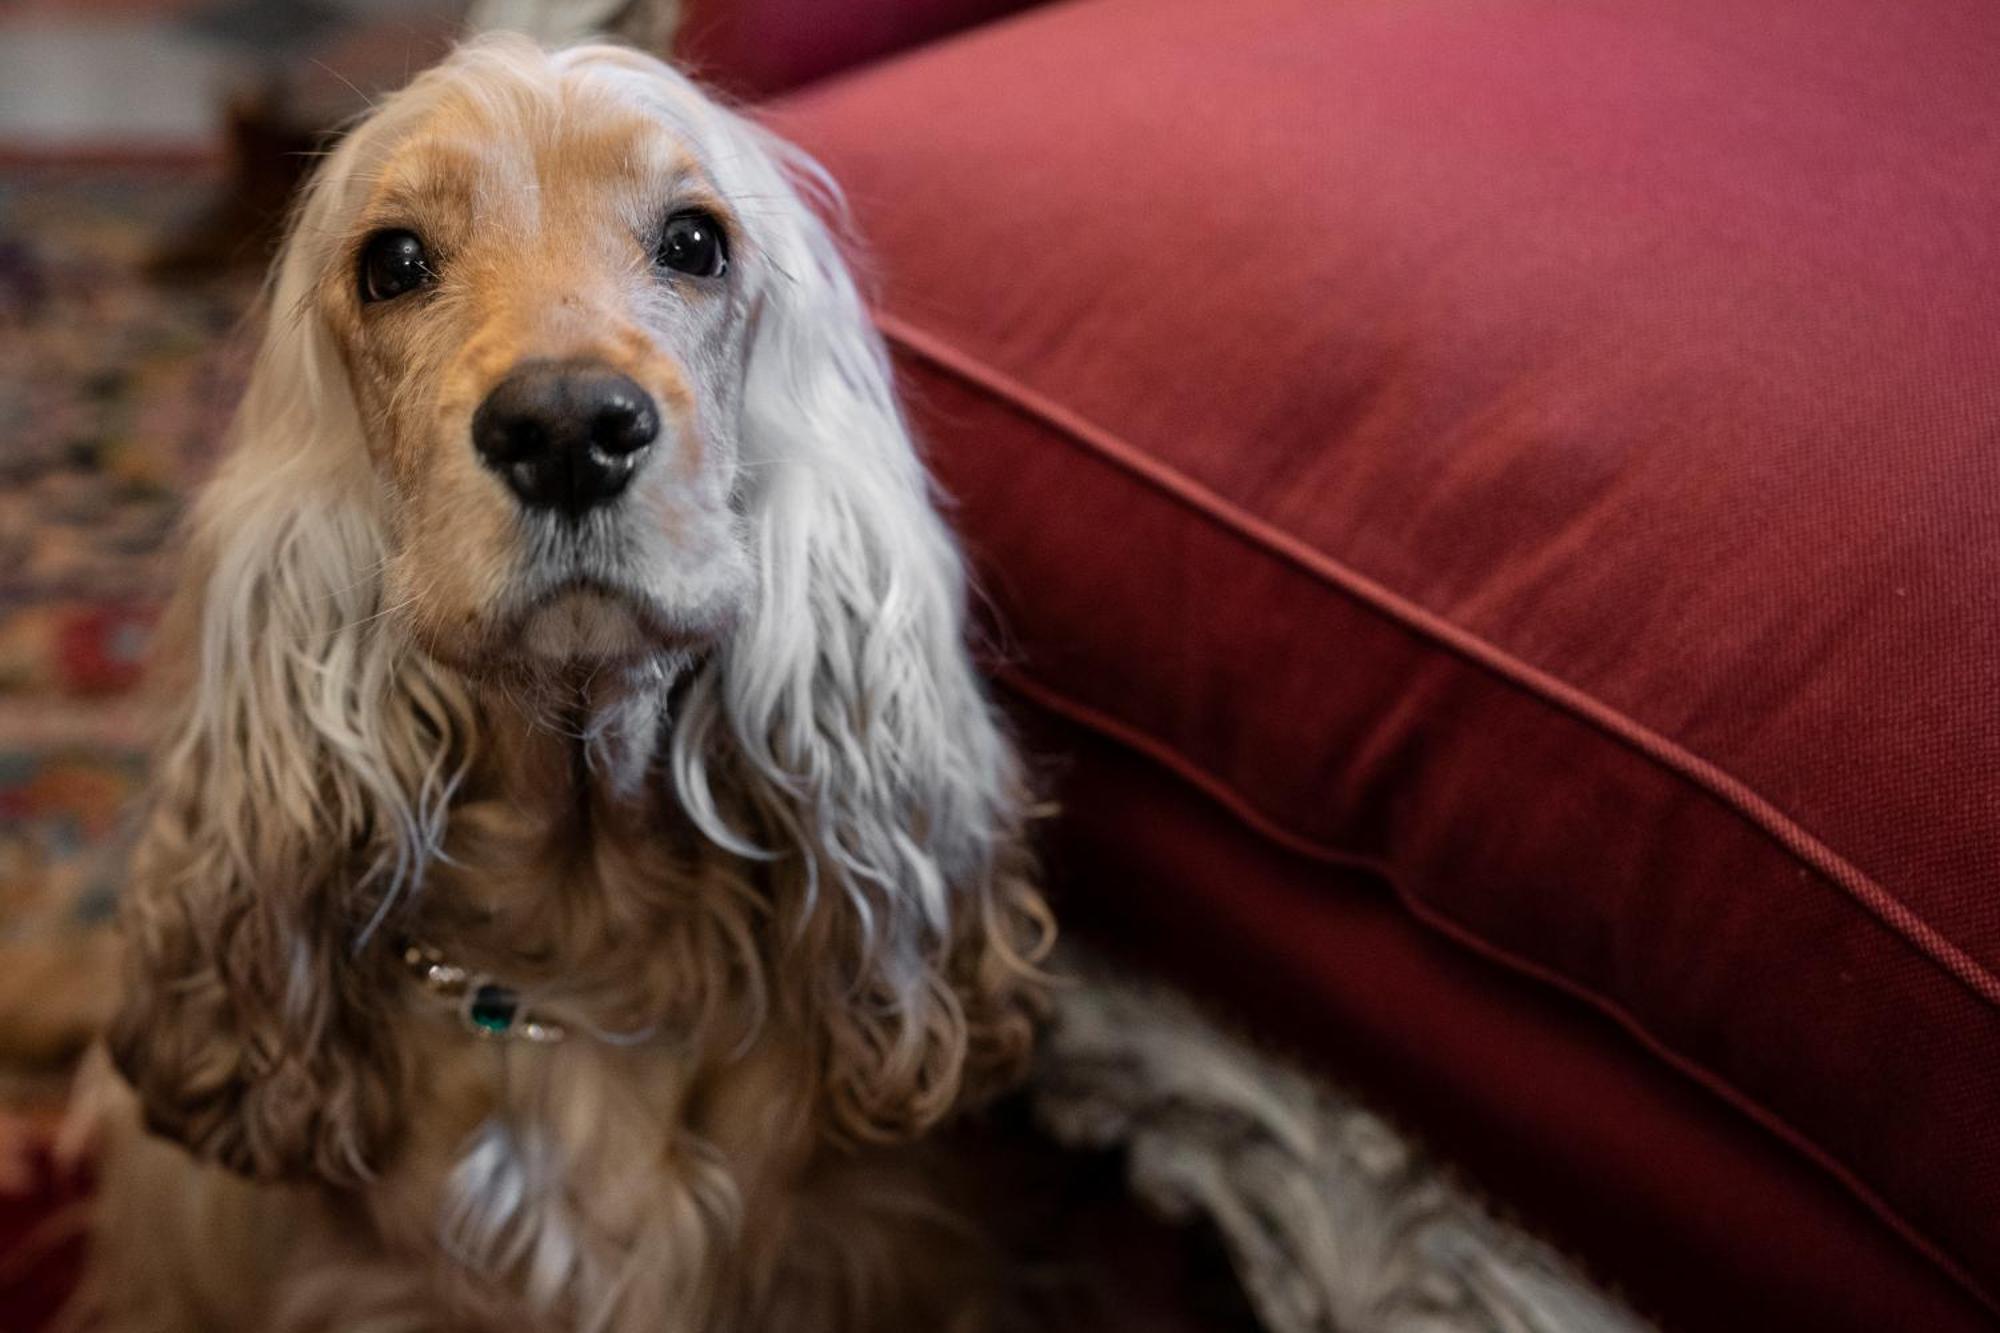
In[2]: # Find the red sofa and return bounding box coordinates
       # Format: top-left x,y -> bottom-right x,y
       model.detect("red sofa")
693,1 -> 2000,1329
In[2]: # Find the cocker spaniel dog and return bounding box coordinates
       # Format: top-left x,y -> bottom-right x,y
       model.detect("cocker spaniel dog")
80,35 -> 1051,1333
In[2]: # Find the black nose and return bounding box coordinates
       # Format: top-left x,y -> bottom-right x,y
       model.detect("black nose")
471,360 -> 660,517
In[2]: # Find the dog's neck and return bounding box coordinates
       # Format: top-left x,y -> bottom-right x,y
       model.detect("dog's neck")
413,668 -> 687,979
475,666 -> 672,822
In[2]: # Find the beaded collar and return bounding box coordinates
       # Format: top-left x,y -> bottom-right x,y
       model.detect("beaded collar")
398,940 -> 566,1044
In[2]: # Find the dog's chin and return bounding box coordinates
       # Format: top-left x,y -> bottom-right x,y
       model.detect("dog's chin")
421,584 -> 726,686
521,588 -> 655,664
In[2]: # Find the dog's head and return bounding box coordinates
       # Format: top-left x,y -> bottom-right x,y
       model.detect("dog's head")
262,40 -> 830,674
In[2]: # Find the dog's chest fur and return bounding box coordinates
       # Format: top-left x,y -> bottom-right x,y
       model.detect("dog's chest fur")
369,701 -> 822,1330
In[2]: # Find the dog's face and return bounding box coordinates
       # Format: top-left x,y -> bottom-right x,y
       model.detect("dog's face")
315,62 -> 757,675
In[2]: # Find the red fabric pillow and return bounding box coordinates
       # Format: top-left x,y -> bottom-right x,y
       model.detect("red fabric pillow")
674,0 -> 1047,99
765,0 -> 2000,1321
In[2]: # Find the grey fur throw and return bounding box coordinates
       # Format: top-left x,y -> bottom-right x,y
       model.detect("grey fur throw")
1034,961 -> 1655,1333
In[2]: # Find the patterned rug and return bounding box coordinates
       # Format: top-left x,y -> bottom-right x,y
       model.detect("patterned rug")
0,161 -> 254,1325
0,163 -> 252,949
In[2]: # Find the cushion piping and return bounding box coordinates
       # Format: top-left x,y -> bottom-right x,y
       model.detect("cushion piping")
1002,666 -> 2000,1320
877,309 -> 2000,1015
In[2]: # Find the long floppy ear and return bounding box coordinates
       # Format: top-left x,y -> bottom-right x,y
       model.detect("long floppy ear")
108,167 -> 474,1183
670,124 -> 1053,1142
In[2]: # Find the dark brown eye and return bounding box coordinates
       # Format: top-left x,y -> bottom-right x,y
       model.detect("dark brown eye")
359,229 -> 434,303
656,211 -> 728,278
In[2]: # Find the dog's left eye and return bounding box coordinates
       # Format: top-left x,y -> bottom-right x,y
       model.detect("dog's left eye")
656,211 -> 728,278
359,229 -> 435,304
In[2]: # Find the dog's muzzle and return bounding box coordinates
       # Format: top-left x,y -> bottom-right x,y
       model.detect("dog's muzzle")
472,358 -> 660,518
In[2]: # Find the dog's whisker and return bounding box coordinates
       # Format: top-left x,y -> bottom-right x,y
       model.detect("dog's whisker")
308,58 -> 380,113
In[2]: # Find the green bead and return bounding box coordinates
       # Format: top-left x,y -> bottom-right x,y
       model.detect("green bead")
468,984 -> 518,1035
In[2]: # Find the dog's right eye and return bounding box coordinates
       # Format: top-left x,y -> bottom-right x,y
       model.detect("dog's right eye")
359,230 -> 435,304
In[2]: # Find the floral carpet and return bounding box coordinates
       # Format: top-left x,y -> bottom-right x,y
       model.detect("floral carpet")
0,163 -> 252,947
0,161 -> 254,1324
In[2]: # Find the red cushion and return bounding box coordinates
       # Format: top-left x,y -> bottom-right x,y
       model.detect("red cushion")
766,0 -> 2000,1321
675,0 -> 1047,99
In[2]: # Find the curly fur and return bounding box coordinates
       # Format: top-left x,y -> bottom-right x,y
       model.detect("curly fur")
1034,957 -> 1653,1333
85,35 -> 1050,1333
